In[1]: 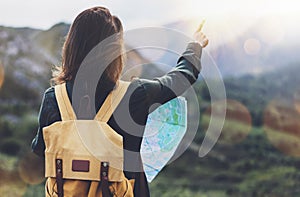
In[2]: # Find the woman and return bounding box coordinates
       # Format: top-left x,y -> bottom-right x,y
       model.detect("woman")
32,6 -> 208,197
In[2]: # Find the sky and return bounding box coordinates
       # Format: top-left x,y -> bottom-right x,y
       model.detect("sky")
0,0 -> 299,54
0,0 -> 299,31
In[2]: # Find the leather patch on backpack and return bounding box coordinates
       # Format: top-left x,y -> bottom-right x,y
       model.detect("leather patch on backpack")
72,160 -> 90,172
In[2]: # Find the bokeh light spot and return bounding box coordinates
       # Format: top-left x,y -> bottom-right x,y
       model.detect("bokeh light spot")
0,181 -> 27,197
244,38 -> 261,55
18,152 -> 44,185
264,99 -> 300,157
202,99 -> 252,145
0,154 -> 27,196
294,91 -> 300,114
0,62 -> 4,89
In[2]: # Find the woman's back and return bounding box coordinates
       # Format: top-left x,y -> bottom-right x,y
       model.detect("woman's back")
31,6 -> 207,197
33,45 -> 202,196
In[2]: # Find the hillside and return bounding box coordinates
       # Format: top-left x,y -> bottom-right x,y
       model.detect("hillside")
0,23 -> 154,111
150,63 -> 300,196
0,25 -> 64,106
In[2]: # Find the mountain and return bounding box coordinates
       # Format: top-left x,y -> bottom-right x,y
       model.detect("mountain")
34,22 -> 70,62
0,25 -> 63,104
0,23 -> 153,105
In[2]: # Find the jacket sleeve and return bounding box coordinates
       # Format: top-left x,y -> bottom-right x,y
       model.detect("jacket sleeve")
31,87 -> 61,157
138,42 -> 202,111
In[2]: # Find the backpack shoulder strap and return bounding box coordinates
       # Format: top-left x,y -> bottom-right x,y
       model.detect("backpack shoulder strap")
55,83 -> 77,121
94,80 -> 130,122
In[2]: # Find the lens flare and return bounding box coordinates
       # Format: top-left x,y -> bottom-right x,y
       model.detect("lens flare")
124,27 -> 170,62
202,99 -> 252,145
0,155 -> 27,196
264,99 -> 300,157
18,152 -> 44,185
0,62 -> 4,89
294,91 -> 300,114
244,38 -> 261,55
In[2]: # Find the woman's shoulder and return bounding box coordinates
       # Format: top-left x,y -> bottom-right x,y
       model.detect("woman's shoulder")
39,86 -> 61,124
41,86 -> 58,109
126,78 -> 162,107
44,86 -> 55,95
43,86 -> 56,102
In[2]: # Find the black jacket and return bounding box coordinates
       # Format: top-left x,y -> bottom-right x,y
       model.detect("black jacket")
31,42 -> 202,197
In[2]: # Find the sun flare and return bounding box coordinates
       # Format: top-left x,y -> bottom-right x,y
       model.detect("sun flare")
182,0 -> 300,48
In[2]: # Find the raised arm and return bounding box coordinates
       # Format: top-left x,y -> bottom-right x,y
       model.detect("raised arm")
134,26 -> 209,113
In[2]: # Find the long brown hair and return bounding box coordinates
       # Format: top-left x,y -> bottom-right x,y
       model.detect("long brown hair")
52,6 -> 124,84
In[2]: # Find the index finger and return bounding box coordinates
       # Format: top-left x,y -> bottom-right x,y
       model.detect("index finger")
196,20 -> 206,32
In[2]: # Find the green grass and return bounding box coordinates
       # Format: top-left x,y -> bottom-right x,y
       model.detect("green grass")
201,114 -> 251,145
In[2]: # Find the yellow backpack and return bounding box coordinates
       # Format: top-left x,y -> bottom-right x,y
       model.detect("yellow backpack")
43,81 -> 135,197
